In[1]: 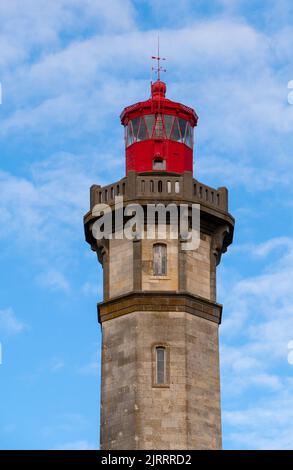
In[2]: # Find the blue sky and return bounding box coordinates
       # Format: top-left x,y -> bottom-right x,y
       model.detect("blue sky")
0,0 -> 293,450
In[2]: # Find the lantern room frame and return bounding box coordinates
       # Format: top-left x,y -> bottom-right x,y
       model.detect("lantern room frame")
120,80 -> 198,175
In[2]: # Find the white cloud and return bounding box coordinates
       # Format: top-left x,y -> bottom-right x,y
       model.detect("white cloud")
231,237 -> 293,259
0,152 -> 99,249
251,236 -> 293,257
37,270 -> 70,293
0,308 -> 26,335
223,391 -> 293,449
220,236 -> 293,448
198,155 -> 291,190
0,149 -> 120,298
0,0 -> 135,66
1,14 -> 292,195
1,0 -> 293,451
82,282 -> 102,297
77,348 -> 100,376
50,359 -> 65,372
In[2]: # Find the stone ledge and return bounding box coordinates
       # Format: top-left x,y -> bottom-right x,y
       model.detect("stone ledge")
98,291 -> 222,325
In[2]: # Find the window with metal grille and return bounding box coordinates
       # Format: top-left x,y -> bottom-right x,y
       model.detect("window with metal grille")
153,243 -> 167,276
153,159 -> 166,170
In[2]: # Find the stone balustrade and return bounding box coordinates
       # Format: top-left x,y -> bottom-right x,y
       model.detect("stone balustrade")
90,171 -> 228,213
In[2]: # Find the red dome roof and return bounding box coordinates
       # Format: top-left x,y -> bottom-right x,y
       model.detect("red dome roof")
120,80 -> 198,126
151,80 -> 167,99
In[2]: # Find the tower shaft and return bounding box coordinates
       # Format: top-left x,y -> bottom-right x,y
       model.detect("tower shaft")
84,171 -> 234,449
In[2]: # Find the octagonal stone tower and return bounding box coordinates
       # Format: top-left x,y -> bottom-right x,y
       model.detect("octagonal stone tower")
84,79 -> 234,450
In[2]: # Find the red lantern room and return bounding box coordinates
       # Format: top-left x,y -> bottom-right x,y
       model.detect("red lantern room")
120,80 -> 198,175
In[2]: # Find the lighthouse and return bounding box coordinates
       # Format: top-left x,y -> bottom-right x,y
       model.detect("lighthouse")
84,70 -> 234,449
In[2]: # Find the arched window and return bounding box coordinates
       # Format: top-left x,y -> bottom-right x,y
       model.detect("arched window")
156,346 -> 166,385
153,243 -> 167,276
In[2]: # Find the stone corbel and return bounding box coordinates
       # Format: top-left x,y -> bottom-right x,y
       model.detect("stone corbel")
96,239 -> 109,266
212,225 -> 230,266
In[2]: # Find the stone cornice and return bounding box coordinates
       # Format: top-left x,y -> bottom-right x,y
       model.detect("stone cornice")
98,291 -> 223,325
84,172 -> 234,258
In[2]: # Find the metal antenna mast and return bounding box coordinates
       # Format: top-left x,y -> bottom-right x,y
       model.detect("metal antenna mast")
151,35 -> 166,82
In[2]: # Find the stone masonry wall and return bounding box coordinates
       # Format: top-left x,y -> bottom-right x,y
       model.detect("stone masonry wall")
185,234 -> 212,300
109,238 -> 133,298
100,310 -> 221,450
185,313 -> 221,449
100,312 -> 137,450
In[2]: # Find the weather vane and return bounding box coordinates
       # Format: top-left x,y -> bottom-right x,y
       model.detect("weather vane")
151,36 -> 166,82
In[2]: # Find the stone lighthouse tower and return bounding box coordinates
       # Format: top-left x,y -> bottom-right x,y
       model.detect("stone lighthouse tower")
84,76 -> 234,450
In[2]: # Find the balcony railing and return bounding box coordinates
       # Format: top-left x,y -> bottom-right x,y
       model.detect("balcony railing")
90,172 -> 228,213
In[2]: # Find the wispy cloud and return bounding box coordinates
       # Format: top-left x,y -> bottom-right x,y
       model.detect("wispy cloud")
81,282 -> 102,297
0,308 -> 26,335
1,0 -> 293,451
37,270 -> 70,293
50,358 -> 65,373
0,151 -> 118,239
77,348 -> 100,376
223,390 -> 293,449
0,0 -> 135,66
220,236 -> 293,448
1,15 -> 292,194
